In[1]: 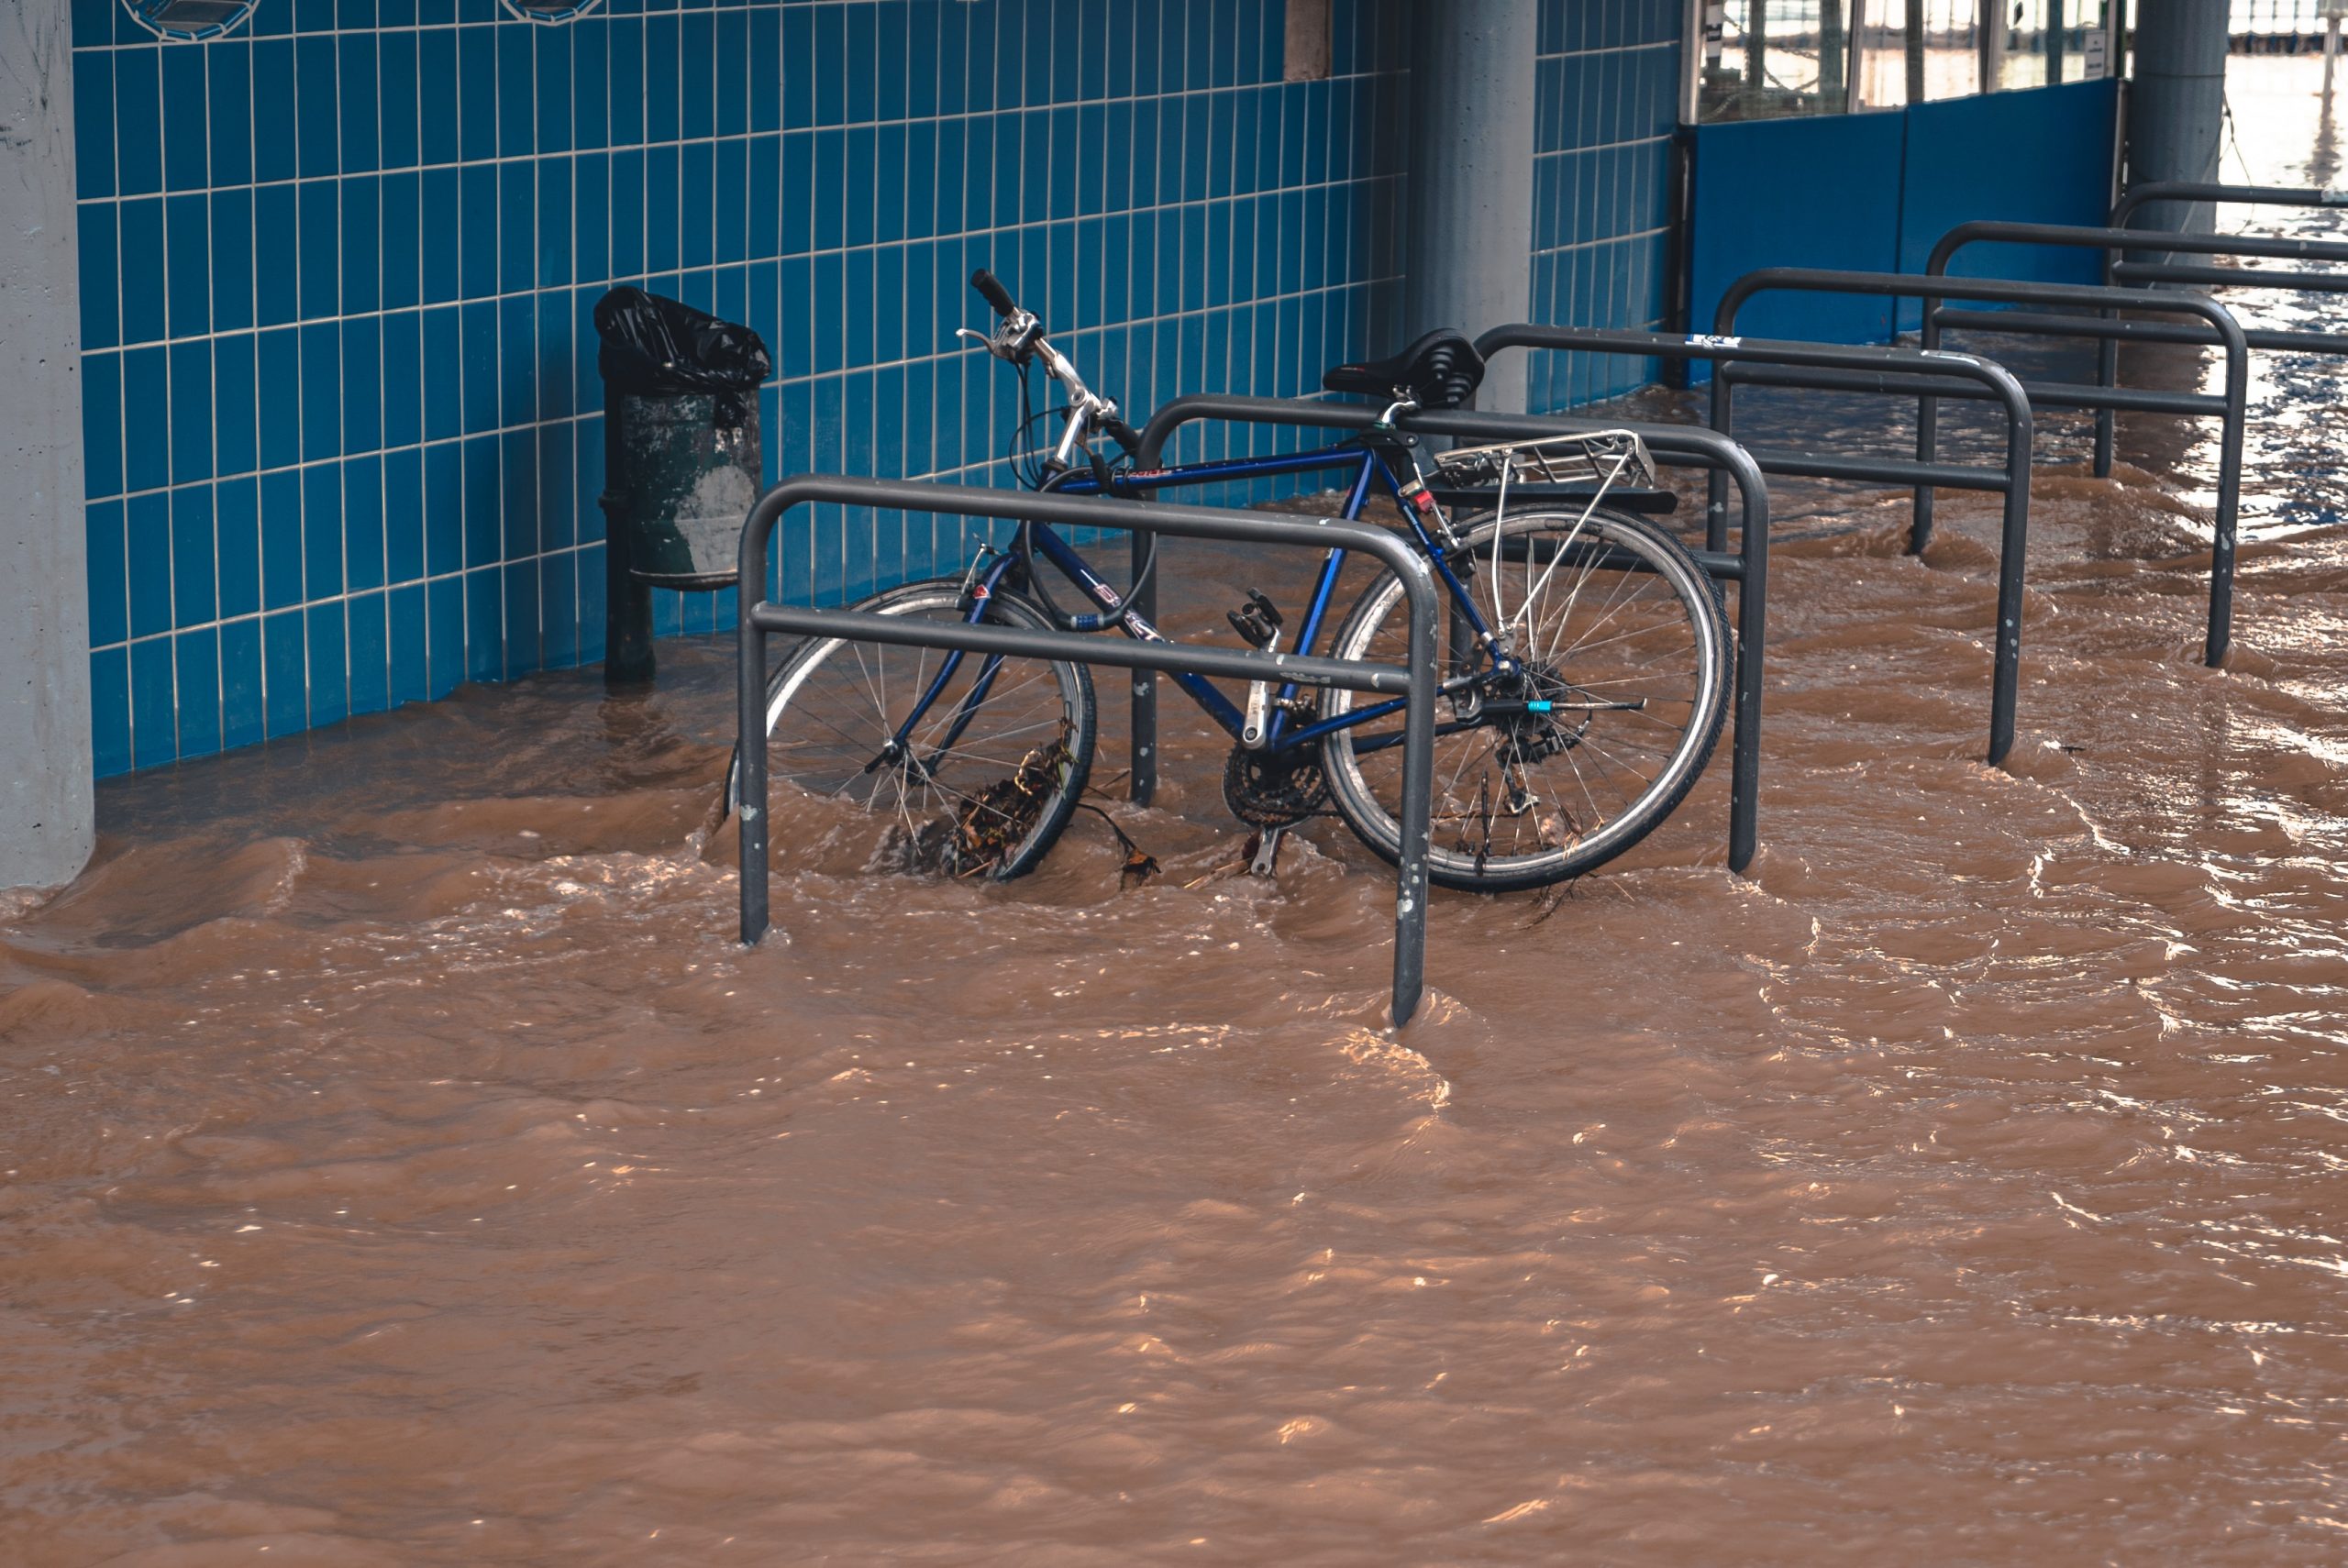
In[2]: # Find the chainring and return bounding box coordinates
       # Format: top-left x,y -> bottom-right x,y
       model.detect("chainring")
1222,744 -> 1331,828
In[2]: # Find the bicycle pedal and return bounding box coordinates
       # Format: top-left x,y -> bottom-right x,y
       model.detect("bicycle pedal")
1247,825 -> 1286,878
1227,607 -> 1275,648
1226,589 -> 1285,650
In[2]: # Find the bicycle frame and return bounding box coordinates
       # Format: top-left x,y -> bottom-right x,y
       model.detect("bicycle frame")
877,436 -> 1501,773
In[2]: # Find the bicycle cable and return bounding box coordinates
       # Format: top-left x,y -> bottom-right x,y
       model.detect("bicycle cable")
1002,358 -> 1161,635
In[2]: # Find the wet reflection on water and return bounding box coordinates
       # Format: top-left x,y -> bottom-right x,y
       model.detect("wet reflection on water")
9,55 -> 2348,1568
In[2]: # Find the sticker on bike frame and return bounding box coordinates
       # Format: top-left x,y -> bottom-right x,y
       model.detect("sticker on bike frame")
1686,334 -> 1742,348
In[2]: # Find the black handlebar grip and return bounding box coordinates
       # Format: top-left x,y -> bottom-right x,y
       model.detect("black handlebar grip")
1102,416 -> 1143,457
970,269 -> 1017,318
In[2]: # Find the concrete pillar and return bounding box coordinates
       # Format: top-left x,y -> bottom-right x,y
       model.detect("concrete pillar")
1820,0 -> 1848,114
2131,0 -> 2232,233
0,0 -> 94,896
1403,0 -> 1537,412
1905,0 -> 1927,104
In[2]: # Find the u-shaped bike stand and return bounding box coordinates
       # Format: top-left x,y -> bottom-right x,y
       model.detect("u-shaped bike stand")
734,476 -> 1443,1026
1925,211 -> 2348,479
1711,269 -> 2252,675
1929,188 -> 2348,603
1471,326 -> 2034,766
1127,397 -> 1774,876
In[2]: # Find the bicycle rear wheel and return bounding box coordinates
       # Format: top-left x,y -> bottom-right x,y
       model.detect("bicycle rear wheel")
724,578 -> 1096,880
1321,507 -> 1731,892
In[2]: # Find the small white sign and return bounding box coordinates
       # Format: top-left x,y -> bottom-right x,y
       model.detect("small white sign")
2082,31 -> 2108,79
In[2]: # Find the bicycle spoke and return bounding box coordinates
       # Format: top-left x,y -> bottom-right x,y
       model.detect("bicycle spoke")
757,587 -> 1089,879
1326,506 -> 1724,887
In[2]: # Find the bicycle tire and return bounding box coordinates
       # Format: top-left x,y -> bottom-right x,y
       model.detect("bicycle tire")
723,578 -> 1096,881
1319,507 -> 1732,892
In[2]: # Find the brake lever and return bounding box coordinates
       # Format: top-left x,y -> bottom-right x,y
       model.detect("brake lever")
954,320 -> 1041,364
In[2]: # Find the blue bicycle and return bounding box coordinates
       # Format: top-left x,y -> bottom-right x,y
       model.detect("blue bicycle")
727,271 -> 1733,893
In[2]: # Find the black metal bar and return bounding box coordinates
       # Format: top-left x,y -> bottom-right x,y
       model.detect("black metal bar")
1469,324 -> 2026,555
1929,306 -> 2240,346
736,474 -> 1441,1026
1718,266 -> 2249,673
1953,310 -> 2348,356
1134,393 -> 1775,875
1130,529 -> 1157,806
750,602 -> 1419,692
1938,217 -> 2348,267
1977,381 -> 2223,416
1711,362 -> 2022,402
1660,128 -> 1697,391
2238,326 -> 2348,353
1722,266 -> 2236,320
2113,259 -> 2348,293
2110,180 -> 2348,229
1928,212 -> 2348,476
1474,323 -> 2037,764
1730,450 -> 2013,491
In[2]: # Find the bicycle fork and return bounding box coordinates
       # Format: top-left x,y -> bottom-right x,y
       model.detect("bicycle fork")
864,550 -> 1024,785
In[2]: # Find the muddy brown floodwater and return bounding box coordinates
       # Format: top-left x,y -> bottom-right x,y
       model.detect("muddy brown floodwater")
12,61 -> 2348,1568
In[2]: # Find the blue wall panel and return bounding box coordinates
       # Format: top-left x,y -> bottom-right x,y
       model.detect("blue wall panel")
72,0 -> 1420,776
1689,107 -> 1910,345
74,0 -> 1735,775
1898,77 -> 2121,282
1690,78 -> 2121,348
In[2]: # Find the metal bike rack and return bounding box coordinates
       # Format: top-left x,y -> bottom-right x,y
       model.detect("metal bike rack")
1926,208 -> 2348,482
1473,326 -> 2036,765
1128,397 -> 1775,876
2110,180 -> 2348,264
1714,268 -> 2251,668
735,476 -> 1443,1027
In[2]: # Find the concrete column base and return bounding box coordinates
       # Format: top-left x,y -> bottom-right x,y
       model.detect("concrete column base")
0,0 -> 95,895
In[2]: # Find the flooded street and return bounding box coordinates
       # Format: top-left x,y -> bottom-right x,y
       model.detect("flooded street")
11,57 -> 2348,1567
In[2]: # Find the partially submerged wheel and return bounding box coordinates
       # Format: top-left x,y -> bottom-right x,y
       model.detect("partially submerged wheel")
724,578 -> 1096,880
1320,508 -> 1732,892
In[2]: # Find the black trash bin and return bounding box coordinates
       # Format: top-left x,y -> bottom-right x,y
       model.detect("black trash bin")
594,286 -> 772,686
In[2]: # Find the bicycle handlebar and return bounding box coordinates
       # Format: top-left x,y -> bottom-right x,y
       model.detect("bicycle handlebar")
971,269 -> 1017,319
966,266 -> 1141,465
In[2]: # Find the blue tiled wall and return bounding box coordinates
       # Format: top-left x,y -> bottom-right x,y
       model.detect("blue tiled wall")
1527,0 -> 1681,411
74,0 -> 1682,777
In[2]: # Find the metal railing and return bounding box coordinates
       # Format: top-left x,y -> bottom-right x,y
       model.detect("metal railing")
1927,205 -> 2348,479
735,476 -> 1443,1026
1474,326 -> 2036,763
1130,398 -> 1776,875
1711,268 -> 2251,681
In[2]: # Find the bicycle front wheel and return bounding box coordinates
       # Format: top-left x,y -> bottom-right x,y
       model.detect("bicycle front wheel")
724,578 -> 1096,880
1321,508 -> 1731,892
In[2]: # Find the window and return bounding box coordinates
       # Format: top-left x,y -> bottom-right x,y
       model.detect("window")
501,0 -> 604,20
1691,0 -> 2122,123
119,0 -> 255,41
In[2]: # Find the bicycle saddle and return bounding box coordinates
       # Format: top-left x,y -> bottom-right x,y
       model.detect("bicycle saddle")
1322,328 -> 1486,409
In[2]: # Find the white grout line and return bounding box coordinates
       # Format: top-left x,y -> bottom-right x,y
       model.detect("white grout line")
84,9 -> 1675,768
